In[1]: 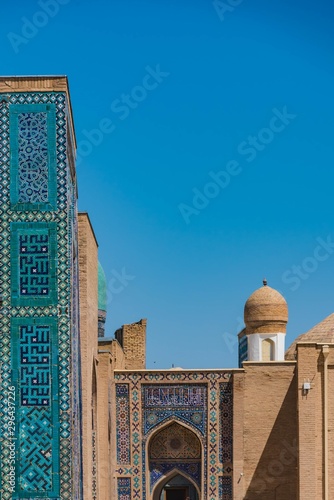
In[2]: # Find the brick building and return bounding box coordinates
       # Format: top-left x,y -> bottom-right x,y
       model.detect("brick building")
0,76 -> 333,500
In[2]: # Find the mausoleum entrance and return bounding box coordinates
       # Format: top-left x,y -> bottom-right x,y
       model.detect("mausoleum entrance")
149,422 -> 201,500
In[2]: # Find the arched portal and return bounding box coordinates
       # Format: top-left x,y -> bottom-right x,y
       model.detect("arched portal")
149,422 -> 201,500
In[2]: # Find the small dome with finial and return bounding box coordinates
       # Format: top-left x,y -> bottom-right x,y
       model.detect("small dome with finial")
244,280 -> 288,335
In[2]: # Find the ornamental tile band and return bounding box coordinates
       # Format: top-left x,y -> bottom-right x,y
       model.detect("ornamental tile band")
220,382 -> 233,464
17,111 -> 49,203
11,316 -> 60,497
19,324 -> 50,406
9,103 -> 57,211
117,477 -> 131,500
19,234 -> 50,297
219,476 -> 233,500
116,384 -> 131,464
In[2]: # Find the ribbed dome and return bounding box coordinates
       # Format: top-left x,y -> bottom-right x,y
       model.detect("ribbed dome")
244,281 -> 288,335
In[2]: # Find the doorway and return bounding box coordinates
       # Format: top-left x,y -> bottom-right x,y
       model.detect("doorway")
165,487 -> 188,500
156,474 -> 198,500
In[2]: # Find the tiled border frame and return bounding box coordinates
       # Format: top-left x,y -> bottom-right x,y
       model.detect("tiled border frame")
10,222 -> 58,307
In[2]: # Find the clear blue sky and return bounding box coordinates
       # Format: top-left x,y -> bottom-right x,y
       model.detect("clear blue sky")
2,0 -> 334,368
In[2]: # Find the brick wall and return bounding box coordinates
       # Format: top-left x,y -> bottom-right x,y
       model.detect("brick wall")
115,319 -> 147,369
297,343 -> 334,500
78,212 -> 99,499
240,362 -> 298,499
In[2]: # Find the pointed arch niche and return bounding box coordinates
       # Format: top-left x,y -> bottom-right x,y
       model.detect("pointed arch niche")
262,338 -> 275,361
149,422 -> 201,500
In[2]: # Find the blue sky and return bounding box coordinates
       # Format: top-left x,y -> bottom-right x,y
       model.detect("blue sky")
1,0 -> 334,368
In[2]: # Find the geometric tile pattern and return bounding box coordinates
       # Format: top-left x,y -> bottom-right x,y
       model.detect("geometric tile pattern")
218,382 -> 233,499
149,422 -> 201,491
142,384 -> 207,435
19,234 -> 50,296
0,90 -> 80,499
9,103 -> 57,211
11,317 -> 59,497
220,382 -> 233,464
114,371 -> 233,500
131,380 -> 141,498
10,223 -> 58,306
20,324 -> 50,406
117,477 -> 131,500
219,475 -> 233,500
116,384 -> 131,464
17,111 -> 48,203
19,406 -> 53,491
150,422 -> 201,459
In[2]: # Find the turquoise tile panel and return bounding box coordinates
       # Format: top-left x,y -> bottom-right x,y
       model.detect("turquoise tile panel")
10,222 -> 57,307
9,104 -> 57,211
11,317 -> 60,498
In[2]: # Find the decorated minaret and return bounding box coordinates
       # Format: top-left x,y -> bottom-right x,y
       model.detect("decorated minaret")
239,280 -> 288,364
0,77 -> 82,499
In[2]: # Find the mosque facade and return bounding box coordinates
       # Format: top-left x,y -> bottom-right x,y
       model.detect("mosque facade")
0,76 -> 333,500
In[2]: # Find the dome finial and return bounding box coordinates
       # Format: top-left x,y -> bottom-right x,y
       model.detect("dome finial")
263,278 -> 267,286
